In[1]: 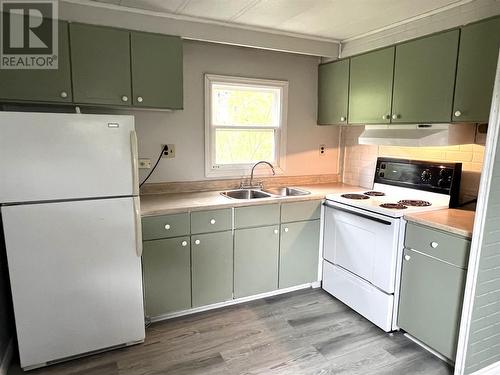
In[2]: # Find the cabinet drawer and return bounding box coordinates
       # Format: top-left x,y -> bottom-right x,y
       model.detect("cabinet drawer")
191,209 -> 232,234
234,204 -> 280,229
405,223 -> 470,268
142,213 -> 190,240
281,200 -> 321,223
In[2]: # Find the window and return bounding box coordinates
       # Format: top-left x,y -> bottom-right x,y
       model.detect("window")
205,74 -> 288,177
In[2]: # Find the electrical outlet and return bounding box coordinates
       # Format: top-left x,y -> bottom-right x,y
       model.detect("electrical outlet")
138,159 -> 151,169
319,144 -> 326,156
162,144 -> 175,158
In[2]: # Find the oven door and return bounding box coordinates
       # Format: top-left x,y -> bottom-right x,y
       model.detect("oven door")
323,201 -> 401,293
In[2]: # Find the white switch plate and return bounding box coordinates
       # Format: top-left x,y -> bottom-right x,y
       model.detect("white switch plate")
138,159 -> 151,169
162,144 -> 175,158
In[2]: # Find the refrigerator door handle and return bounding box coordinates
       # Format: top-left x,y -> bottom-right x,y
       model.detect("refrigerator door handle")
130,130 -> 139,196
133,196 -> 143,257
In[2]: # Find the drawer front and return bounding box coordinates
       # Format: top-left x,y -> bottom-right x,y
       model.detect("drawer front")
142,213 -> 190,240
405,223 -> 470,268
281,200 -> 321,223
234,204 -> 280,229
191,209 -> 232,234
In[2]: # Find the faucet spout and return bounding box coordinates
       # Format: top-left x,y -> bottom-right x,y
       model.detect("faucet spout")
249,161 -> 275,188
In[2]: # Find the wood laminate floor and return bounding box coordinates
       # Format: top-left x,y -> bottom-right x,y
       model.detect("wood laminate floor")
8,288 -> 453,375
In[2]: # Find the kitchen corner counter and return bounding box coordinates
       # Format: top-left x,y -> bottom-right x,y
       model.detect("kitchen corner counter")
404,209 -> 475,239
140,183 -> 362,217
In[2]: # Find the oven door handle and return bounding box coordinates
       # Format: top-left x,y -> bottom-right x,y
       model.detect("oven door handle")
323,202 -> 392,226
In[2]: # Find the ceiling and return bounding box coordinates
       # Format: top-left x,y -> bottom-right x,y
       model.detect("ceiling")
91,0 -> 469,41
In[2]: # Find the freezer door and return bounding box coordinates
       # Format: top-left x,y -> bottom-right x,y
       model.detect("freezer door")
0,112 -> 138,203
1,197 -> 144,369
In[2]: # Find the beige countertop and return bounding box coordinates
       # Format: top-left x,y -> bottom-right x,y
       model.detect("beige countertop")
404,209 -> 475,239
140,182 -> 363,217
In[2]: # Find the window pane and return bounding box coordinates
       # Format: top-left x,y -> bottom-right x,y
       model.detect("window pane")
212,84 -> 279,127
215,129 -> 275,165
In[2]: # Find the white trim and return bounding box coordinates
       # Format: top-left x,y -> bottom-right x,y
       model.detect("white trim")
0,339 -> 13,375
454,52 -> 500,375
149,283 -> 315,323
204,74 -> 288,179
470,361 -> 500,375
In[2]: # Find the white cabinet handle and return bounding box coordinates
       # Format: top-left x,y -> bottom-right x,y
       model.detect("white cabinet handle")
340,116 -> 346,122
284,227 -> 289,233
430,241 -> 439,248
454,110 -> 462,117
404,255 -> 411,261
60,91 -> 68,98
382,114 -> 390,120
195,239 -> 201,245
274,229 -> 279,234
392,114 -> 399,120
164,224 -> 171,230
181,240 -> 188,247
210,218 -> 216,225
121,95 -> 128,102
137,96 -> 144,103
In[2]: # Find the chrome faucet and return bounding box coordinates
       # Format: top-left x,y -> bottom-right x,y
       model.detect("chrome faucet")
241,161 -> 275,189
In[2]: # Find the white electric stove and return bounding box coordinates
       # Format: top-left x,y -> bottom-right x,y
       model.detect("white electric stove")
322,157 -> 462,332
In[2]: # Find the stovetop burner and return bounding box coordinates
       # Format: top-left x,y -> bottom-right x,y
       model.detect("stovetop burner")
364,191 -> 386,197
341,193 -> 370,200
380,203 -> 408,210
398,199 -> 432,207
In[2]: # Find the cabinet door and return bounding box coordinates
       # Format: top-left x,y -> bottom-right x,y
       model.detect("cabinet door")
398,248 -> 466,360
142,237 -> 191,317
234,225 -> 279,298
0,20 -> 72,103
453,17 -> 500,122
349,47 -> 395,124
191,231 -> 233,307
279,220 -> 320,288
130,32 -> 183,109
392,30 -> 459,123
318,59 -> 349,125
70,23 -> 131,106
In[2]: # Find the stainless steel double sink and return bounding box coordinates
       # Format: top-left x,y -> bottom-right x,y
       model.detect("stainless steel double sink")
221,187 -> 310,200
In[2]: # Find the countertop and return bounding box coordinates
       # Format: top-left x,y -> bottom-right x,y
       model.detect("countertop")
140,182 -> 363,217
404,209 -> 475,239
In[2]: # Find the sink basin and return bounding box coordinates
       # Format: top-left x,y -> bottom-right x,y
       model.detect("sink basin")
262,187 -> 311,197
221,189 -> 272,199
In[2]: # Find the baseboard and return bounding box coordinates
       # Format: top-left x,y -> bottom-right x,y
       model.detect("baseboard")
0,338 -> 13,375
471,361 -> 500,375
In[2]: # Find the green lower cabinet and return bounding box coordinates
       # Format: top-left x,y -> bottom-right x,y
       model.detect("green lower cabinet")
191,231 -> 233,307
142,237 -> 191,317
453,16 -> 500,122
234,225 -> 280,298
0,20 -> 72,103
398,248 -> 467,360
318,59 -> 349,125
279,220 -> 320,288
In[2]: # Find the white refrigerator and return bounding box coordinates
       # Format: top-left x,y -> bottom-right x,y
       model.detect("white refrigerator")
0,112 -> 145,370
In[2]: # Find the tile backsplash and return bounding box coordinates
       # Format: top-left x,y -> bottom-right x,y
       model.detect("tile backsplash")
341,126 -> 485,203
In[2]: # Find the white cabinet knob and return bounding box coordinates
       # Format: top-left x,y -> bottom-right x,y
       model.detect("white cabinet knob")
137,96 -> 143,103
284,227 -> 289,233
210,218 -> 216,225
164,224 -> 171,230
392,114 -> 399,120
274,229 -> 279,234
195,239 -> 201,245
454,110 -> 462,117
60,91 -> 68,98
383,114 -> 390,120
340,116 -> 346,122
430,241 -> 439,249
121,95 -> 128,102
404,255 -> 411,261
181,241 -> 188,247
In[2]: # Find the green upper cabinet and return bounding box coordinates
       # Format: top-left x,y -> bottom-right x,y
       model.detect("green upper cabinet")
453,17 -> 500,123
391,30 -> 459,123
349,47 -> 395,124
130,32 -> 183,109
318,59 -> 349,125
70,23 -> 132,106
0,20 -> 72,103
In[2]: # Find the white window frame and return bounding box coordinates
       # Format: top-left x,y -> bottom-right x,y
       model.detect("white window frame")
204,74 -> 288,178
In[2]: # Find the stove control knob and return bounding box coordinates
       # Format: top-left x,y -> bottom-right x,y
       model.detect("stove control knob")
421,169 -> 432,183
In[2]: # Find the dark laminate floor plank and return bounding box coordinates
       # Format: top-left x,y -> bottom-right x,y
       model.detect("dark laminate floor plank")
9,288 -> 453,375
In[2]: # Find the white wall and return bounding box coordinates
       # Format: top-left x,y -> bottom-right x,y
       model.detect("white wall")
86,40 -> 340,183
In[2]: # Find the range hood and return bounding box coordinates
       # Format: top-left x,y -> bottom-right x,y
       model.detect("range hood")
358,123 -> 477,146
